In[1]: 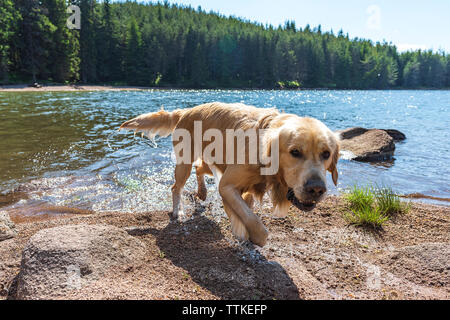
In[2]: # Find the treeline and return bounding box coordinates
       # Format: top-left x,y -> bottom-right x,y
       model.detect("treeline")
1,0 -> 449,88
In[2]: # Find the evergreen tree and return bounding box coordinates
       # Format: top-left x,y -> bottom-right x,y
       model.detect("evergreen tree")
403,56 -> 421,87
16,0 -> 56,82
125,17 -> 145,85
446,57 -> 450,87
0,0 -> 20,82
42,0 -> 79,82
96,0 -> 119,82
77,0 -> 97,83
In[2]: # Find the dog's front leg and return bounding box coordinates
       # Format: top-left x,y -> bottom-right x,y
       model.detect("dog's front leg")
219,170 -> 268,246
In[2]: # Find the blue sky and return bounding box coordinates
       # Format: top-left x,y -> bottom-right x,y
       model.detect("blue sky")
137,0 -> 450,52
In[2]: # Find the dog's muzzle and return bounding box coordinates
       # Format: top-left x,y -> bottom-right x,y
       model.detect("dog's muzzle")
286,188 -> 317,212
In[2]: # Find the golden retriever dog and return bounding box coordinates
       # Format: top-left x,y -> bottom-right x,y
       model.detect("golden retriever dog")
120,102 -> 340,246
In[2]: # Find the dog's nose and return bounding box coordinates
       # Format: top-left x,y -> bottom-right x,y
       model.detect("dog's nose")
304,179 -> 326,198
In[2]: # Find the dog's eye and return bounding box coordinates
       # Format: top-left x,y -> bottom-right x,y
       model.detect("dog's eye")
290,149 -> 302,158
322,151 -> 331,160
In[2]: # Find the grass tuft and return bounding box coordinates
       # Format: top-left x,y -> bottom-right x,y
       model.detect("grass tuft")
344,185 -> 375,211
344,206 -> 388,228
374,185 -> 410,215
343,184 -> 409,228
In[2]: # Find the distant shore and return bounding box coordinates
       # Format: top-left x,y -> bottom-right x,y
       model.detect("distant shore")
1,84 -> 449,92
0,84 -> 152,92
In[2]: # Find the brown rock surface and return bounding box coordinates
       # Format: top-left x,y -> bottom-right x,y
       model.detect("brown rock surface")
337,128 -> 398,161
15,224 -> 146,300
379,243 -> 449,288
0,211 -> 16,241
1,196 -> 448,300
338,127 -> 406,142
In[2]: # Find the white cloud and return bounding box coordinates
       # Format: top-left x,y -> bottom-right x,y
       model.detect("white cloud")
366,5 -> 381,30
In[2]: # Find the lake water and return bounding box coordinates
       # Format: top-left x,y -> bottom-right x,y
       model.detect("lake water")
0,90 -> 449,218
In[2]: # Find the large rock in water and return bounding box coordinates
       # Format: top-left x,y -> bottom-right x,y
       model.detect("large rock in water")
337,127 -> 405,162
0,211 -> 17,241
16,224 -> 146,300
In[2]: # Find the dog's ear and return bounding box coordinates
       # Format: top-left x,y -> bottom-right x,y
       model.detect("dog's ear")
328,137 -> 340,186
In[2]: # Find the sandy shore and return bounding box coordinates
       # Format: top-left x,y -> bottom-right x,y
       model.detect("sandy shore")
0,84 -> 152,92
1,195 -> 449,300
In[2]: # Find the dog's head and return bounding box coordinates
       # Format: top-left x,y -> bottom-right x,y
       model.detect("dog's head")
268,116 -> 340,212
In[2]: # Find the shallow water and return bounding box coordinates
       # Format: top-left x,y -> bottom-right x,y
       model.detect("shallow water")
0,90 -> 449,217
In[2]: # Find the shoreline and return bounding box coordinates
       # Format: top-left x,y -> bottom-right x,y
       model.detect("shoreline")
1,177 -> 449,210
0,84 -> 151,92
2,194 -> 448,225
1,84 -> 449,92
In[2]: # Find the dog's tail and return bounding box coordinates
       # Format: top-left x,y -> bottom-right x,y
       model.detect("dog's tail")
119,108 -> 186,139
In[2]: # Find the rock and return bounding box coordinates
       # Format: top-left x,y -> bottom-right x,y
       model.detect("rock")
16,224 -> 146,300
337,127 -> 401,162
28,82 -> 42,88
337,127 -> 370,140
0,211 -> 17,241
337,127 -> 406,142
383,129 -> 406,142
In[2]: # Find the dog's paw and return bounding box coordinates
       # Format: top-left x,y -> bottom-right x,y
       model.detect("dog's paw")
196,188 -> 207,201
249,225 -> 269,247
170,209 -> 186,222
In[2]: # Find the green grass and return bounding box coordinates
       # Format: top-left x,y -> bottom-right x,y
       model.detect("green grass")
276,80 -> 302,89
343,184 -> 409,228
374,185 -> 410,215
344,185 -> 375,211
344,206 -> 388,228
